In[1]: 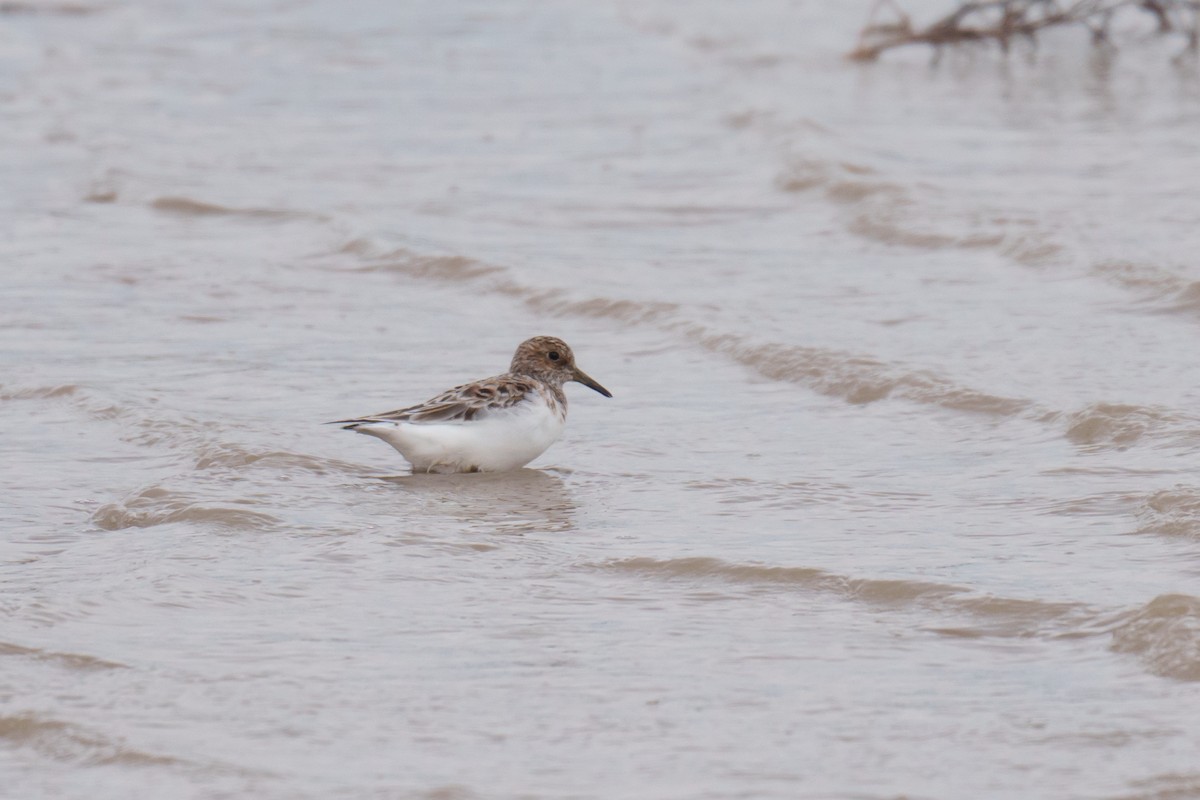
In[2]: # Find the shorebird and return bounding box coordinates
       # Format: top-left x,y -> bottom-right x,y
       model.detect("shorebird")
332,336 -> 611,473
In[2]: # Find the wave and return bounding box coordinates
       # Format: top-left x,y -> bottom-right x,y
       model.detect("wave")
1047,403 -> 1200,451
1060,403 -> 1200,450
1093,260 -> 1200,317
671,325 -> 1033,414
591,555 -> 1200,679
591,556 -> 1097,628
338,239 -> 505,281
192,442 -> 363,475
1113,773 -> 1200,800
0,641 -> 126,671
1110,594 -> 1200,681
1135,488 -> 1200,539
0,383 -> 251,457
0,384 -> 81,401
325,239 -> 1035,416
776,158 -> 1064,264
685,477 -> 932,517
0,2 -> 98,15
637,17 -> 1200,348
16,243 -> 1200,458
149,196 -> 321,222
326,238 -> 1200,449
1,383 -> 130,429
601,555 -> 830,588
92,485 -> 281,532
0,712 -> 180,767
597,555 -> 972,605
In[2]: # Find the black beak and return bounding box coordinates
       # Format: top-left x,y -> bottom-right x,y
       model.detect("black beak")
572,367 -> 612,398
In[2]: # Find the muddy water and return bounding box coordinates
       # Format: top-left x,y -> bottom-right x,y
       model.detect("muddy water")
4,0 -> 1200,797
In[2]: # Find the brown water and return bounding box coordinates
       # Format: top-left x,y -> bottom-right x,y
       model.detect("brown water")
4,0 -> 1200,797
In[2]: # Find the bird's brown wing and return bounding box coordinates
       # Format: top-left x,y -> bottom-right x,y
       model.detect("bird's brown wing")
333,374 -> 537,426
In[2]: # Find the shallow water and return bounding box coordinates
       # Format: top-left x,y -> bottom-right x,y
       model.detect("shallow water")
4,0 -> 1200,797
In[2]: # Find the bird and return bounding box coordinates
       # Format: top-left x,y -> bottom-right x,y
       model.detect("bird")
331,336 -> 612,473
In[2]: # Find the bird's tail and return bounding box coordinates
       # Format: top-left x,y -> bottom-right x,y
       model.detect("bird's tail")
326,418 -> 377,431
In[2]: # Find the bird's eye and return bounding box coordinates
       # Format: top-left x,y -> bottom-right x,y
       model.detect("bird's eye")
548,351 -> 560,361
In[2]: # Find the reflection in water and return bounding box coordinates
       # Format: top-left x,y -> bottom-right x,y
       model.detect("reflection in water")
377,468 -> 576,534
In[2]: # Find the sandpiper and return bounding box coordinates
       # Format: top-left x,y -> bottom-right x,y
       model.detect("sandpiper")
332,336 -> 611,473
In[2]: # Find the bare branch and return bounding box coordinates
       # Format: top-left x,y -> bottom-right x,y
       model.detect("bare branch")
849,0 -> 1200,61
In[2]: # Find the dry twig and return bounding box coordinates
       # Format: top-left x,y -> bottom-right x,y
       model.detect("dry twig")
850,0 -> 1200,60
